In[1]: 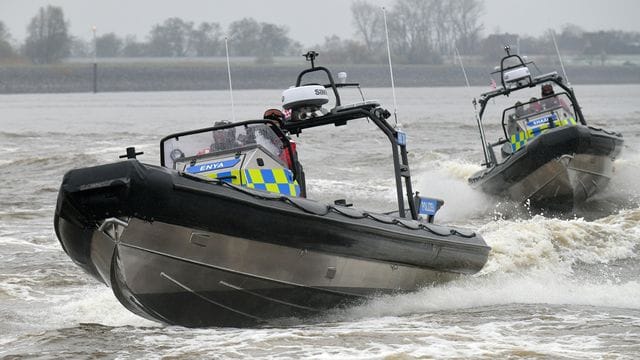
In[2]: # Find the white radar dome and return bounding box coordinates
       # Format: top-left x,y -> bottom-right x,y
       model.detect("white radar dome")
281,85 -> 329,110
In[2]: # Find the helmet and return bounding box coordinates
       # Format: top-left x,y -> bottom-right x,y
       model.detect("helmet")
541,84 -> 554,97
263,108 -> 284,121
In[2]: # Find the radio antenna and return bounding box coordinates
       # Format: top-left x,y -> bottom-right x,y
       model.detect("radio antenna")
224,36 -> 236,122
382,7 -> 398,125
455,46 -> 471,89
456,46 -> 490,167
551,30 -> 571,87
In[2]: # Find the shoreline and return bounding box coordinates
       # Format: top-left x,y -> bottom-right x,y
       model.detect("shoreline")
2,62 -> 640,94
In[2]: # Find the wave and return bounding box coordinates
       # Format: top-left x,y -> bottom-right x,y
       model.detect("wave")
338,273 -> 640,323
480,209 -> 640,274
0,154 -> 100,172
47,286 -> 159,328
0,266 -> 89,302
0,131 -> 150,139
0,131 -> 44,139
337,207 -> 640,318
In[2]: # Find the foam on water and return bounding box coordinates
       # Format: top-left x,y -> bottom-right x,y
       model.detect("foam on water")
108,305 -> 632,359
481,208 -> 640,274
47,286 -> 159,328
314,207 -> 640,328
597,154 -> 640,204
341,273 -> 640,322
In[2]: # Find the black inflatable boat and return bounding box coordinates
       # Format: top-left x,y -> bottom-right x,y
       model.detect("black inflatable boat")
468,47 -> 623,211
55,52 -> 490,327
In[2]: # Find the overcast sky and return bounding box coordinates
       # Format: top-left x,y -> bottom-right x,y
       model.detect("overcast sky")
1,0 -> 639,45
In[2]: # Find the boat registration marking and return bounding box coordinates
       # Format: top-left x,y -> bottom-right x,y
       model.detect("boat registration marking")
186,158 -> 241,174
527,113 -> 557,127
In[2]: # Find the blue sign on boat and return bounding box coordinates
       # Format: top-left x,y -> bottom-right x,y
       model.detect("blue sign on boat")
397,130 -> 407,146
527,113 -> 557,127
419,197 -> 439,216
186,158 -> 241,174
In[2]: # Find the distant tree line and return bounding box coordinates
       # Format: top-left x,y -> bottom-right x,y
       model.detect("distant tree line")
82,17 -> 302,61
319,0 -> 484,64
321,0 -> 640,64
2,2 -> 640,65
0,5 -> 301,64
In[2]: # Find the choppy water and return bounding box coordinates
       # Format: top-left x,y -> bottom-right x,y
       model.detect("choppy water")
1,85 -> 639,359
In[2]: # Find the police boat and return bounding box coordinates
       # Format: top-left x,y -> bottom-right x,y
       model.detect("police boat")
468,46 -> 623,211
55,51 -> 490,328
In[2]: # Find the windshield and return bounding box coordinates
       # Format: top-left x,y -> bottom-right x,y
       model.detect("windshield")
502,93 -> 576,137
161,122 -> 285,169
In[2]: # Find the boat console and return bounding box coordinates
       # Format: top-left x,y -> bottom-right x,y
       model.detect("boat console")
161,120 -> 303,197
157,51 -> 446,222
475,46 -> 587,167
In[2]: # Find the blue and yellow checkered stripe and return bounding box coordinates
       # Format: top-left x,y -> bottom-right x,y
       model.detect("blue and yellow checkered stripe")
510,117 -> 577,152
510,131 -> 528,152
207,169 -> 242,185
245,168 -> 300,197
204,167 -> 300,196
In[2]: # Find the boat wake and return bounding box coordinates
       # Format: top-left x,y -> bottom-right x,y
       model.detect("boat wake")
335,271 -> 640,324
332,208 -> 640,322
412,153 -> 640,223
479,209 -> 640,274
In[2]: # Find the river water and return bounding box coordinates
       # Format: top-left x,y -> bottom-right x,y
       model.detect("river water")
1,85 -> 639,359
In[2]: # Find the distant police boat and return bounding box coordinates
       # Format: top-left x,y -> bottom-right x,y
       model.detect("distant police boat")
54,52 -> 490,328
468,46 -> 624,212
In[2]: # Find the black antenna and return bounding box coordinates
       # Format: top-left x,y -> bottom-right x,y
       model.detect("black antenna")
119,146 -> 143,159
304,51 -> 318,68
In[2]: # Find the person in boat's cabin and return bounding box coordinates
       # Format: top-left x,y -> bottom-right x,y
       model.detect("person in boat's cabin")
514,101 -> 525,118
540,84 -> 559,110
540,84 -> 572,114
508,102 -> 526,136
211,120 -> 240,152
527,97 -> 542,114
263,108 -> 297,169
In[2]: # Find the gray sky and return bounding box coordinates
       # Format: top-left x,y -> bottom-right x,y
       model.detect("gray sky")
1,0 -> 640,45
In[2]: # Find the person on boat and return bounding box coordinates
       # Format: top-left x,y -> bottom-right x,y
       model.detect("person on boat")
263,108 -> 285,126
541,83 -> 554,97
263,108 -> 298,169
527,97 -> 542,114
197,122 -> 238,155
210,120 -> 241,152
514,101 -> 526,118
540,84 -> 569,112
540,84 -> 559,109
507,112 -> 522,136
191,120 -> 238,156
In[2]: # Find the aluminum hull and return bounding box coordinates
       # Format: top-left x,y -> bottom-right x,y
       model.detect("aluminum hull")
81,218 -> 462,327
55,160 -> 490,327
469,125 -> 623,210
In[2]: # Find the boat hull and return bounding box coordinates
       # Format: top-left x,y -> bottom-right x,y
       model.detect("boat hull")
55,160 -> 490,327
469,125 -> 623,211
92,218 -> 465,327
